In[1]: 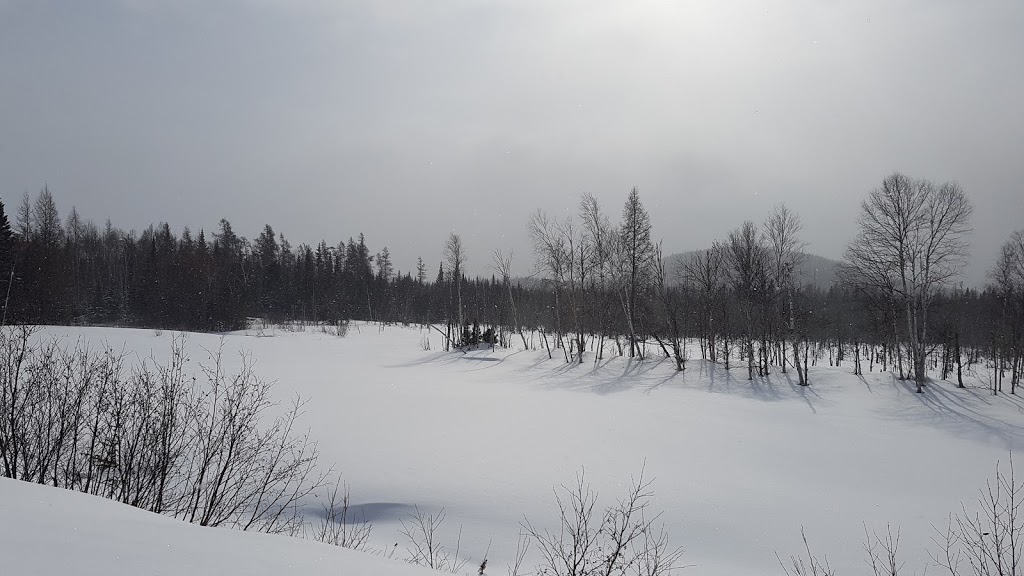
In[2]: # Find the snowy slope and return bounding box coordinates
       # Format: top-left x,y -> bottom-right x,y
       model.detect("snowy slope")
23,324 -> 1024,576
0,475 -> 441,576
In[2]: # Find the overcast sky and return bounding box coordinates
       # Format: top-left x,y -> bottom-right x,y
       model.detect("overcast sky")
1,0 -> 1022,285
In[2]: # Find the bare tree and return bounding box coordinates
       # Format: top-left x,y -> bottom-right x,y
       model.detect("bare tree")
843,173 -> 973,391
989,230 -> 1024,394
444,232 -> 467,340
561,216 -> 593,363
494,249 -> 530,350
652,242 -> 687,371
529,210 -> 569,360
764,204 -> 808,384
580,193 -> 617,361
684,245 -> 728,363
726,221 -> 771,380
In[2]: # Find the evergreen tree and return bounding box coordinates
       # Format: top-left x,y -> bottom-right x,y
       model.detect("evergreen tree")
0,198 -> 13,271
416,257 -> 427,284
620,186 -> 654,357
0,198 -> 13,323
210,219 -> 246,330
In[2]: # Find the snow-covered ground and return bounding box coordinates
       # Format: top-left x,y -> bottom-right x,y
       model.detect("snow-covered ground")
8,324 -> 1024,575
0,475 -> 438,576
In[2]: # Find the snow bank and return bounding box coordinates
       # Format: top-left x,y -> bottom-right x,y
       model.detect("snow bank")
0,475 -> 439,576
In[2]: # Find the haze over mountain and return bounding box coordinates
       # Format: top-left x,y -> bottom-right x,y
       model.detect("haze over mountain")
668,250 -> 841,291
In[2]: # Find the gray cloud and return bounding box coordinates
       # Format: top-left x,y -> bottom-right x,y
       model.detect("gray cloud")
1,0 -> 1021,284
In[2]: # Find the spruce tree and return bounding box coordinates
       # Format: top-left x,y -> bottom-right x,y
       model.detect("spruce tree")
620,186 -> 654,357
0,198 -> 13,324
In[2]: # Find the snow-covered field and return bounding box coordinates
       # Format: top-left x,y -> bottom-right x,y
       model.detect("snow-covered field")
6,323 -> 1024,575
1,474 -> 436,576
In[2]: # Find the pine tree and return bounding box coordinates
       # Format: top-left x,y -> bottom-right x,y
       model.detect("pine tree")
33,185 -> 63,246
210,219 -> 245,330
620,186 -> 654,357
416,257 -> 427,284
15,191 -> 32,239
0,198 -> 13,267
0,198 -> 13,324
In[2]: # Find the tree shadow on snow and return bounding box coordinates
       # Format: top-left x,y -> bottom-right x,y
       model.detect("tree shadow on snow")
522,355 -> 834,414
307,502 -> 419,525
884,377 -> 1024,450
522,356 -> 669,395
459,350 -> 524,372
383,350 -> 462,369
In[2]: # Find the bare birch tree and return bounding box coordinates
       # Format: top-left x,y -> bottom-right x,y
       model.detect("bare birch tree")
726,221 -> 770,380
989,230 -> 1024,394
528,210 -> 569,360
684,245 -> 728,363
843,173 -> 973,392
561,216 -> 593,363
493,249 -> 529,350
765,204 -> 808,384
580,193 -> 617,361
444,233 -> 467,336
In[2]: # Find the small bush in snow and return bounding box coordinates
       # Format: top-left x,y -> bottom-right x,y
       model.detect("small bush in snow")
400,506 -> 468,573
782,456 -> 1024,576
522,466 -> 685,576
309,476 -> 372,551
0,327 -> 329,535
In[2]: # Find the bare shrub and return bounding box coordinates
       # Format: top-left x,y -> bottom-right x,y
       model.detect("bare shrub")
400,505 -> 468,573
508,531 -> 532,576
780,457 -> 1024,576
933,458 -> 1024,576
779,525 -> 902,576
0,328 -> 329,535
777,528 -> 836,576
864,524 -> 904,576
522,467 -> 684,576
179,343 -> 327,533
310,476 -> 372,551
316,320 -> 350,338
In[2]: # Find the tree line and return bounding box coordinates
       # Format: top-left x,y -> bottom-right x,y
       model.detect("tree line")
3,174 -> 1022,391
521,176 -> 1021,394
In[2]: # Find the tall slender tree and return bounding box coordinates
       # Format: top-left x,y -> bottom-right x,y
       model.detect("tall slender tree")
619,187 -> 654,358
444,233 -> 466,333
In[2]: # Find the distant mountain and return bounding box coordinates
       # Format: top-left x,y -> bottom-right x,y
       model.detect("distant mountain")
795,253 -> 841,290
667,250 -> 841,291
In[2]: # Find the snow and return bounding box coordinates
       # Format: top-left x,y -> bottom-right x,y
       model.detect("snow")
0,475 -> 438,576
8,323 -> 1024,575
